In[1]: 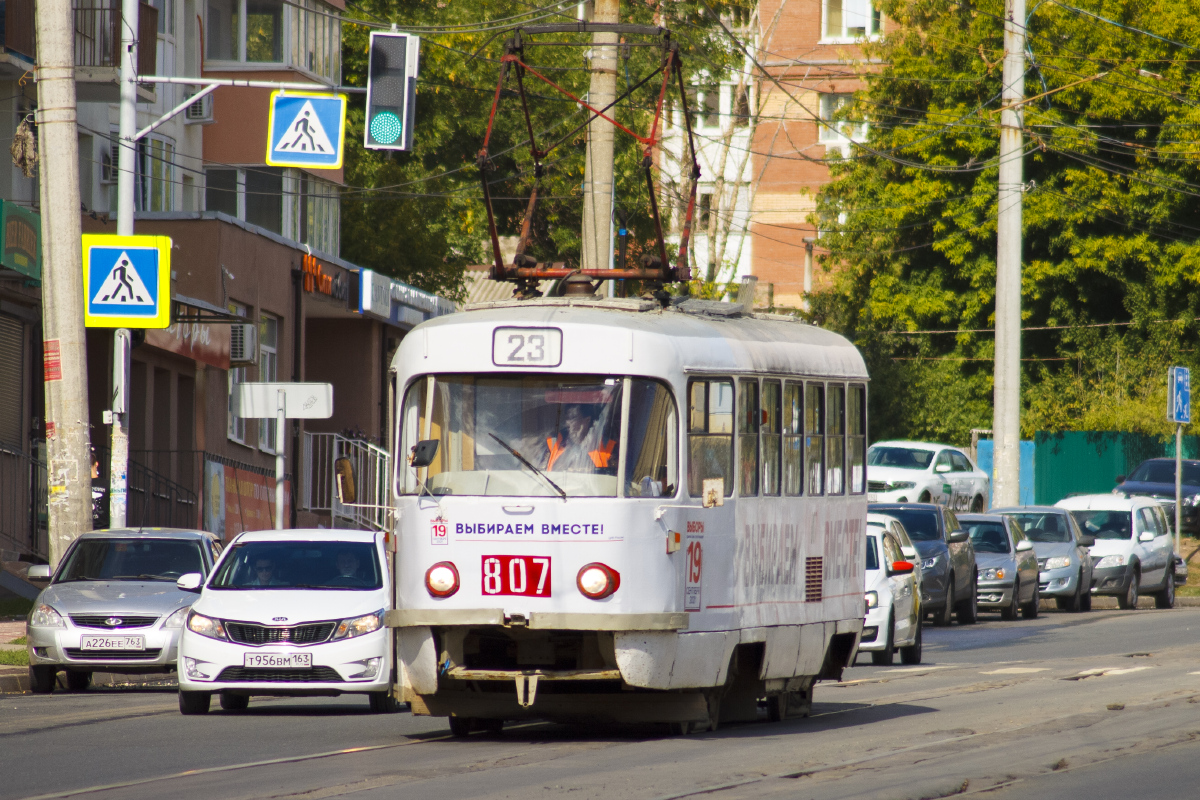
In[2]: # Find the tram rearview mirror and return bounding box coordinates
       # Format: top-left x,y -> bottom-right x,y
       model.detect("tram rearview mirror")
410,439 -> 439,469
335,456 -> 357,505
702,478 -> 724,508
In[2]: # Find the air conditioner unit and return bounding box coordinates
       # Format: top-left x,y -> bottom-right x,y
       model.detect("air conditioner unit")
100,142 -> 119,184
229,323 -> 258,364
184,93 -> 214,124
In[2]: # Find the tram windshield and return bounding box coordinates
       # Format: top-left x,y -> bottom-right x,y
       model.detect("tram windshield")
398,375 -> 678,498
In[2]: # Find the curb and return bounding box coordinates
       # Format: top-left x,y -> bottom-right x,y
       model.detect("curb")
0,670 -> 176,694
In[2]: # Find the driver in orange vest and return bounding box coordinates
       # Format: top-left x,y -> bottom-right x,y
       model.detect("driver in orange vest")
544,403 -> 617,473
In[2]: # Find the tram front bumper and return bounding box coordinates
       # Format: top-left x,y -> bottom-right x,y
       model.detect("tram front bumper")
384,609 -> 690,630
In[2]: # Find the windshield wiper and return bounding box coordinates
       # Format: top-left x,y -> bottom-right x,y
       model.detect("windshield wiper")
112,574 -> 175,581
489,433 -> 567,499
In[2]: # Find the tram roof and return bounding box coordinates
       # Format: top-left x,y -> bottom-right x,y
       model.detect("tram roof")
403,297 -> 868,380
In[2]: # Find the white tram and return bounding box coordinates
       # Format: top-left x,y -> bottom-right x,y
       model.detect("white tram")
385,294 -> 869,733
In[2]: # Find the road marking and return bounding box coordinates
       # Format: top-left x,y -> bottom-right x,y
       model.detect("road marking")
981,668 -> 1048,674
885,665 -> 957,673
1070,666 -> 1154,679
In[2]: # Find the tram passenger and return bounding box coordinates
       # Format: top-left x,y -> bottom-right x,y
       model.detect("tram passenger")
542,402 -> 618,474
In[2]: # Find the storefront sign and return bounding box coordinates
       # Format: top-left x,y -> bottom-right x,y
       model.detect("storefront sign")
0,201 -> 40,281
302,253 -> 348,302
358,268 -> 455,327
204,459 -> 292,540
145,314 -> 231,370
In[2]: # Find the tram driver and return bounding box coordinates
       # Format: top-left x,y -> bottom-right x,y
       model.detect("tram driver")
541,401 -> 618,474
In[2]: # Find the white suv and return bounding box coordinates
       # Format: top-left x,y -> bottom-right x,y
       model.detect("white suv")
1056,495 -> 1176,610
867,441 -> 991,512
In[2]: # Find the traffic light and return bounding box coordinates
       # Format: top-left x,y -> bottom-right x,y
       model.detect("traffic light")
365,32 -> 420,151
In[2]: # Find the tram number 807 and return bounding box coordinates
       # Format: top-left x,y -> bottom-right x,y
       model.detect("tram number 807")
481,555 -> 552,597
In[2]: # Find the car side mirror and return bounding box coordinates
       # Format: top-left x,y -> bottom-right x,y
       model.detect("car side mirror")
1077,534 -> 1095,547
890,560 -> 915,575
27,564 -> 50,580
1016,539 -> 1034,552
947,530 -> 968,543
1138,531 -> 1155,543
334,456 -> 357,504
176,573 -> 203,592
409,439 -> 439,469
1115,475 -> 1125,484
934,463 -> 951,474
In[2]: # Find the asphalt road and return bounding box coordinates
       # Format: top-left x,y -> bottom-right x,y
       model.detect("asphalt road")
7,605 -> 1200,800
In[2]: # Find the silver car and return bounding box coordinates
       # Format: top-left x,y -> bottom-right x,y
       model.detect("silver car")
957,514 -> 1040,620
992,506 -> 1096,612
26,528 -> 222,693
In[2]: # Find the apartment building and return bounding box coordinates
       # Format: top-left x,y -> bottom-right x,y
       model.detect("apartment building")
0,1 -> 453,565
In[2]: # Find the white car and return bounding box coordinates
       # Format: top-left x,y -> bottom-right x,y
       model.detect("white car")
176,529 -> 397,714
867,441 -> 990,513
866,512 -> 925,602
860,527 -> 922,666
1056,494 -> 1176,610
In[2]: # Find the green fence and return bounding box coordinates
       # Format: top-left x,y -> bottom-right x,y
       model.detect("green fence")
1033,431 -> 1200,505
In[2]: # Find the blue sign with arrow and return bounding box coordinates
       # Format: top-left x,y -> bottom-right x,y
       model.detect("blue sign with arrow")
266,91 -> 347,169
1170,366 -> 1191,424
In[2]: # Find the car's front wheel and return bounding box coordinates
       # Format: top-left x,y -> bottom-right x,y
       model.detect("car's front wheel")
1118,571 -> 1140,610
1155,566 -> 1175,609
871,612 -> 895,665
28,665 -> 56,694
1001,582 -> 1020,621
933,579 -> 955,627
1021,582 -> 1040,619
957,577 -> 979,625
1059,572 -> 1084,612
179,691 -> 211,715
899,618 -> 922,665
369,691 -> 402,713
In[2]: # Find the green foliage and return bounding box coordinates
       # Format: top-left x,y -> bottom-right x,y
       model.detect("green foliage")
0,598 -> 32,618
811,0 -> 1200,442
0,648 -> 28,666
341,0 -> 745,299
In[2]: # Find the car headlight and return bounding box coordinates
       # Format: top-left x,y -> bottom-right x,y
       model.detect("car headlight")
1096,555 -> 1126,569
865,591 -> 878,610
1186,495 -> 1200,507
922,556 -> 940,570
30,604 -> 65,628
979,567 -> 1006,580
162,606 -> 191,629
331,610 -> 384,641
887,481 -> 916,490
1044,557 -> 1072,570
186,611 -> 227,640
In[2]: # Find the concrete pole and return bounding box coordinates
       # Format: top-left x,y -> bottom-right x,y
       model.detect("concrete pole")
35,0 -> 94,564
109,0 -> 140,527
275,390 -> 286,529
580,0 -> 618,272
992,0 -> 1025,508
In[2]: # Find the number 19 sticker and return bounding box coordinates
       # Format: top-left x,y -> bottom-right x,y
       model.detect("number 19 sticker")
685,537 -> 703,611
431,517 -> 449,545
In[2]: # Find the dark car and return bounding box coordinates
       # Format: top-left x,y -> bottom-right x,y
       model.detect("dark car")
869,503 -> 979,626
1115,458 -> 1200,533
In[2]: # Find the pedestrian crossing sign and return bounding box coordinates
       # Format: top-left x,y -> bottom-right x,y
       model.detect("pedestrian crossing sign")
82,234 -> 172,329
266,91 -> 346,169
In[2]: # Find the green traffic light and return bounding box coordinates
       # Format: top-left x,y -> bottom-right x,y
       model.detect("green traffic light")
370,111 -> 403,145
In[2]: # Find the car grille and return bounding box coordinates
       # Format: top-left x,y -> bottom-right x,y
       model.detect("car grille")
216,666 -> 344,683
224,621 -> 336,646
64,648 -> 162,660
70,614 -> 159,629
868,481 -> 888,492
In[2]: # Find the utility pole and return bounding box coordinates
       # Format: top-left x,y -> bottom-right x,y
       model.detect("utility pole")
993,0 -> 1025,508
109,0 -> 141,527
581,0 -> 619,275
35,0 -> 93,564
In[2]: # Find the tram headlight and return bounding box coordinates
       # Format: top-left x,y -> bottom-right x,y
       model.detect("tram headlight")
425,562 -> 460,598
577,563 -> 620,600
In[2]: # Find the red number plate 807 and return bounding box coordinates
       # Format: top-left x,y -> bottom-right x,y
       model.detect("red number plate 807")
481,555 -> 551,596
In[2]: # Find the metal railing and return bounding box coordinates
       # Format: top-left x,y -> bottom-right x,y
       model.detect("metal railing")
94,446 -> 198,530
3,0 -> 158,72
0,442 -> 46,561
303,432 -> 392,532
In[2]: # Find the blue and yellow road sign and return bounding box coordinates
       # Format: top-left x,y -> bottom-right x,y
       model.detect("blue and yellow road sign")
266,91 -> 347,169
82,234 -> 171,329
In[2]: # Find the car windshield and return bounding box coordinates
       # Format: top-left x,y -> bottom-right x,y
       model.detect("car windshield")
876,508 -> 940,541
1007,513 -> 1072,543
867,447 -> 934,470
966,522 -> 1011,553
399,375 -> 677,498
866,535 -> 880,571
57,538 -> 204,582
1069,509 -> 1133,540
209,540 -> 381,590
1127,461 -> 1200,486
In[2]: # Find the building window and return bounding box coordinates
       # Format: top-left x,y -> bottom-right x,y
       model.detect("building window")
205,167 -> 285,235
733,85 -> 750,128
227,302 -> 248,445
818,94 -> 867,144
206,0 -> 340,81
285,170 -> 340,254
823,0 -> 881,40
258,314 -> 279,453
109,134 -> 176,212
149,0 -> 175,35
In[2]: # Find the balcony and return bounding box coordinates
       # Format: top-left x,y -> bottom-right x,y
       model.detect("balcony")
1,0 -> 157,99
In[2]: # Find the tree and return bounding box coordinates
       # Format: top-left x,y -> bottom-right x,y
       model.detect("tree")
811,0 -> 1200,443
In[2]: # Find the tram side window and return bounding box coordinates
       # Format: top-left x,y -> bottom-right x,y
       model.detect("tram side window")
783,381 -> 803,496
625,379 -> 679,498
738,379 -> 759,496
761,380 -> 782,496
806,383 -> 824,495
688,378 -> 734,498
848,384 -> 866,494
827,384 -> 845,495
